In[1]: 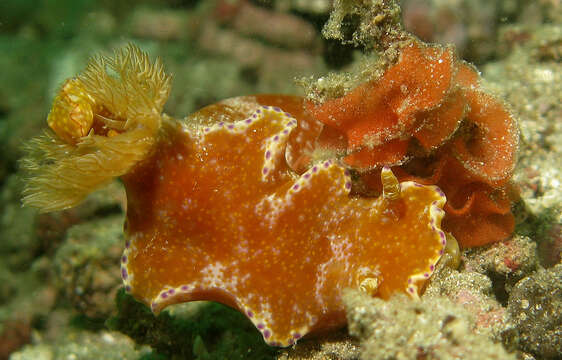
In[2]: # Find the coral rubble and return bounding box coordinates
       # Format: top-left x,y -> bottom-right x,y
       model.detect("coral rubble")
507,264 -> 562,359
344,290 -> 515,360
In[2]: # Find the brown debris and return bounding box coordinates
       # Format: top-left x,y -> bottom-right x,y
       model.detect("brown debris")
0,320 -> 32,360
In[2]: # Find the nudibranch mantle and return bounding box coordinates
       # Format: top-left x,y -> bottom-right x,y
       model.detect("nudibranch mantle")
21,45 -> 448,347
120,104 -> 446,346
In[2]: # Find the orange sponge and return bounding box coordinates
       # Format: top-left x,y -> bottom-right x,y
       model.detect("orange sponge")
306,41 -> 519,247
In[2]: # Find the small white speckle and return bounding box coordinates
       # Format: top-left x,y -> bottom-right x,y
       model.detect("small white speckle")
102,332 -> 116,343
534,68 -> 553,82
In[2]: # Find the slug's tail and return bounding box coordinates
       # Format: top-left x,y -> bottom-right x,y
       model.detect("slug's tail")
21,44 -> 172,212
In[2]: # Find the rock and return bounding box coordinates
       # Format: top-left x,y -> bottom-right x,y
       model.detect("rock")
507,264 -> 562,359
53,215 -> 125,318
277,330 -> 359,360
343,290 -> 515,360
464,236 -> 539,297
10,330 -> 150,360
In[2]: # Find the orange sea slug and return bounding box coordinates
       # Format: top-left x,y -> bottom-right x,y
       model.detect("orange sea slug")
307,40 -> 519,248
21,45 -> 448,346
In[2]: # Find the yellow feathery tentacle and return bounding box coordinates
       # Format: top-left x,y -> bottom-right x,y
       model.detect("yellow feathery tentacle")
21,44 -> 172,212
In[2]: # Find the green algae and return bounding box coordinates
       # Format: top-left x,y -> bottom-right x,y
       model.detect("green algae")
515,206 -> 560,266
107,289 -> 277,360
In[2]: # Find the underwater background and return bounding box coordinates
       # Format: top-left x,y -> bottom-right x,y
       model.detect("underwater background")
0,0 -> 560,359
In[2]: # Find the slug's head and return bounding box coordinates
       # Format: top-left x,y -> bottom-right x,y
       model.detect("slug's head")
22,44 -> 172,212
